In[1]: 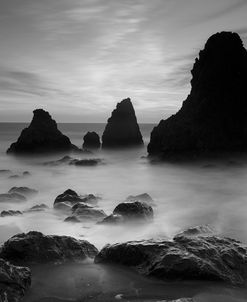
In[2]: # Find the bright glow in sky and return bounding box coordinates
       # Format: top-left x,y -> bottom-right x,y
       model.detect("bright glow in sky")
0,0 -> 246,122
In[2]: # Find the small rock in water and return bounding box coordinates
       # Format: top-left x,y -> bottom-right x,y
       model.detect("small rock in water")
8,186 -> 38,198
1,210 -> 23,217
0,193 -> 27,203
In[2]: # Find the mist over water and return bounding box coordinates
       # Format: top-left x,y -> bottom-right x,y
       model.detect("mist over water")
1,123 -> 247,301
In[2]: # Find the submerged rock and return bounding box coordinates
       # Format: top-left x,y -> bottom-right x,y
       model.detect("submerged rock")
1,210 -> 23,217
0,231 -> 98,264
0,258 -> 31,302
102,98 -> 143,148
99,201 -> 153,225
7,109 -> 76,154
26,204 -> 49,212
8,186 -> 38,198
95,228 -> 247,285
44,156 -> 102,166
126,193 -> 155,206
148,32 -> 247,158
83,131 -> 101,149
0,193 -> 26,203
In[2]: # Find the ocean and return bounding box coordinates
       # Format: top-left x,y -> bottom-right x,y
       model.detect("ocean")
1,122 -> 247,301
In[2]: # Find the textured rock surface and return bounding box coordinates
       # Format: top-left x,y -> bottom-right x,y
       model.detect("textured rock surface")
8,187 -> 38,198
7,109 -> 75,154
0,231 -> 98,264
102,98 -> 143,148
0,258 -> 31,302
95,229 -> 247,285
99,201 -> 153,224
148,32 -> 247,158
68,204 -> 106,222
83,131 -> 101,149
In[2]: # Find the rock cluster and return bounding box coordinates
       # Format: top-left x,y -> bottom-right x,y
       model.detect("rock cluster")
83,131 -> 101,149
102,98 -> 143,148
7,109 -> 76,154
148,32 -> 247,158
95,226 -> 247,285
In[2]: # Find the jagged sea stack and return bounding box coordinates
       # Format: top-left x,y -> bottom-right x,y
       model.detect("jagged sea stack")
83,131 -> 101,149
7,109 -> 75,154
148,32 -> 247,158
102,98 -> 143,148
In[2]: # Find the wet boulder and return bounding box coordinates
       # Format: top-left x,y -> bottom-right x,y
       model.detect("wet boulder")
8,187 -> 38,198
1,210 -> 23,217
102,98 -> 143,148
54,189 -> 82,206
68,203 -> 107,222
95,228 -> 247,285
0,231 -> 98,264
83,131 -> 101,149
7,109 -> 77,154
0,258 -> 31,302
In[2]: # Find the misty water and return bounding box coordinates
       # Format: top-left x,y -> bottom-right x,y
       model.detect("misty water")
1,123 -> 247,301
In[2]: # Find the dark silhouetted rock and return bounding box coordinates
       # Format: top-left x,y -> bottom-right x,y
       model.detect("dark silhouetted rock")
7,109 -> 76,154
99,201 -> 153,225
0,231 -> 98,264
1,210 -> 23,217
102,98 -> 143,148
148,32 -> 247,158
23,171 -> 31,176
69,158 -> 103,166
8,186 -> 38,198
126,193 -> 155,206
0,169 -> 11,174
95,227 -> 247,285
83,132 -> 101,149
64,216 -> 81,223
0,193 -> 26,203
0,258 -> 31,302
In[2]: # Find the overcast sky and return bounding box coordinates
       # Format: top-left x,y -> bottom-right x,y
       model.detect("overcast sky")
0,0 -> 246,123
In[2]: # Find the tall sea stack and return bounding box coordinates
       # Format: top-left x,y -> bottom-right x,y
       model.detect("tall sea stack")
148,32 -> 247,158
102,98 -> 143,148
7,109 -> 75,154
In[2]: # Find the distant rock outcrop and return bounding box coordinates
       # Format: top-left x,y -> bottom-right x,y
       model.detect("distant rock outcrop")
7,109 -> 76,154
95,226 -> 247,285
83,132 -> 101,149
102,98 -> 143,148
148,32 -> 247,158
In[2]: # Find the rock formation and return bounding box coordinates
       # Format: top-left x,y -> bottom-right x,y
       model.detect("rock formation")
83,131 -> 101,149
0,231 -> 98,264
95,226 -> 247,285
102,98 -> 143,148
0,258 -> 31,301
148,32 -> 247,158
7,109 -> 76,154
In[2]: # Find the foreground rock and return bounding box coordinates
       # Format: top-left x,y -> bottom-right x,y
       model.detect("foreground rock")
7,109 -> 76,154
0,258 -> 31,302
99,201 -> 153,224
83,131 -> 101,149
148,32 -> 247,158
1,210 -> 23,217
95,227 -> 247,285
0,193 -> 26,203
102,98 -> 143,148
0,231 -> 98,264
8,186 -> 38,198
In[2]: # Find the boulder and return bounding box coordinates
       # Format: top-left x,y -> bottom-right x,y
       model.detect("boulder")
8,187 -> 38,198
126,193 -> 155,206
95,228 -> 247,285
0,231 -> 98,264
1,210 -> 23,217
7,109 -> 76,154
69,204 -> 107,222
99,201 -> 153,225
102,98 -> 143,148
83,132 -> 101,149
64,216 -> 81,223
148,32 -> 247,158
0,193 -> 26,203
69,158 -> 102,166
0,258 -> 31,302
54,189 -> 82,206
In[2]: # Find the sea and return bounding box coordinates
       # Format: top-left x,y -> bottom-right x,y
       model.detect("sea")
1,122 -> 247,302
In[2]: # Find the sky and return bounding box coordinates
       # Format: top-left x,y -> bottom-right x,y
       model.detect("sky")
0,0 -> 247,123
